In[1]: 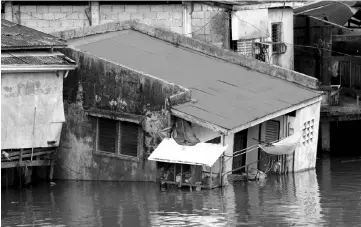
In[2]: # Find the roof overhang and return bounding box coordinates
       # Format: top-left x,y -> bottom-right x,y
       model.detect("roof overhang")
308,16 -> 354,31
1,64 -> 77,73
172,95 -> 322,136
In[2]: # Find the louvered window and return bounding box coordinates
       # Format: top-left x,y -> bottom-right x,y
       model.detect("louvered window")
96,118 -> 139,157
265,120 -> 280,143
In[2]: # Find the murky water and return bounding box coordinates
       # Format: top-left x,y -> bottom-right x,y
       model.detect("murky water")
2,157 -> 361,227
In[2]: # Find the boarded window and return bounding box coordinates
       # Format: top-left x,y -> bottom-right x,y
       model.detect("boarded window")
97,118 -> 139,157
272,23 -> 285,54
120,121 -> 139,157
98,118 -> 118,153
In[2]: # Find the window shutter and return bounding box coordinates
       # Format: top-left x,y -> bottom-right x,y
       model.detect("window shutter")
265,120 -> 280,142
98,118 -> 117,153
120,121 -> 139,157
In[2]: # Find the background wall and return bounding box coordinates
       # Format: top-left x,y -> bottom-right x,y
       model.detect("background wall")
268,8 -> 294,70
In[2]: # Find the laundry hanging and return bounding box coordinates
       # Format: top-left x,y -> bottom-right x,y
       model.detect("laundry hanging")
258,132 -> 301,155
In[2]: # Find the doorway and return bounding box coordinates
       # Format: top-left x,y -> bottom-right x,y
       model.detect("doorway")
258,120 -> 280,172
232,129 -> 248,174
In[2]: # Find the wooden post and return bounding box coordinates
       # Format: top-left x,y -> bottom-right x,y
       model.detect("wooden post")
174,163 -> 176,183
349,62 -> 352,88
31,107 -> 36,161
210,166 -> 213,189
49,160 -> 54,182
321,26 -> 332,86
18,149 -> 24,188
179,164 -> 183,187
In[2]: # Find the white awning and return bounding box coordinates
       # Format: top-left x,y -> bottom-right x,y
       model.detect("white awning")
258,132 -> 301,155
148,138 -> 228,167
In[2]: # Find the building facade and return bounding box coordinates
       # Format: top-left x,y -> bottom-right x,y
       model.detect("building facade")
1,19 -> 77,186
52,21 -> 322,182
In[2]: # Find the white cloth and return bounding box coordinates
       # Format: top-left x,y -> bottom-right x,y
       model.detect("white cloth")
258,132 -> 301,155
148,138 -> 228,167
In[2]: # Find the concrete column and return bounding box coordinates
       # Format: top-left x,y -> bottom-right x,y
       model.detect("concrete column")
222,133 -> 234,185
90,1 -> 100,26
4,1 -> 13,21
320,121 -> 330,152
182,2 -> 192,37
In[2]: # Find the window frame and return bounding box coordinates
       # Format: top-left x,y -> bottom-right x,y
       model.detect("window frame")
271,22 -> 286,55
94,117 -> 141,162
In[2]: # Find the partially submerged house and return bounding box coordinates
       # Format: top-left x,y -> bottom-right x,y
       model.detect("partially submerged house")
293,1 -> 361,155
1,19 -> 77,186
52,21 -> 322,184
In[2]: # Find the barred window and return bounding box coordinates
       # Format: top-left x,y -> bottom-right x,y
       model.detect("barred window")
97,118 -> 139,157
271,23 -> 285,54
236,39 -> 254,57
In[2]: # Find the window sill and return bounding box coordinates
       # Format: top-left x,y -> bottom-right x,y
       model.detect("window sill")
93,151 -> 139,162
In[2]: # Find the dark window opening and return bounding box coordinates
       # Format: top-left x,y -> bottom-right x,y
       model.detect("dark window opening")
97,118 -> 139,157
120,121 -> 139,157
98,118 -> 117,153
272,22 -> 285,54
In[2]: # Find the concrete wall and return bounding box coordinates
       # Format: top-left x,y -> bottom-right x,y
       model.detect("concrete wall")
293,101 -> 321,172
4,2 -> 184,34
191,3 -> 229,48
55,47 -> 187,181
99,3 -> 184,34
268,8 -> 294,70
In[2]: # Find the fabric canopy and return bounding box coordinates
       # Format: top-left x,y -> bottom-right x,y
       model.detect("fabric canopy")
148,138 -> 228,167
258,132 -> 301,155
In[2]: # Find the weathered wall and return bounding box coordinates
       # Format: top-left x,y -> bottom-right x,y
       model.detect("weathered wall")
99,3 -> 183,34
268,8 -> 294,70
293,101 -> 321,172
191,3 -> 229,48
4,2 -> 184,34
55,47 -> 187,181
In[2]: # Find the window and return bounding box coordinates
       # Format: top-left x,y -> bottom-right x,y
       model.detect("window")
96,118 -> 139,158
302,119 -> 314,145
271,22 -> 286,54
236,39 -> 254,57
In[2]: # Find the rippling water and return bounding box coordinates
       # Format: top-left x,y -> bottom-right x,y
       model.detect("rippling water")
2,157 -> 361,227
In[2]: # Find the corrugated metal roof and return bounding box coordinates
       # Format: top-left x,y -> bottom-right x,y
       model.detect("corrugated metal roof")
1,51 -> 75,66
1,19 -> 66,50
294,1 -> 361,26
71,30 -> 321,131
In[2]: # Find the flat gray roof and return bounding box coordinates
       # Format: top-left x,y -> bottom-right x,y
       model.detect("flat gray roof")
71,30 -> 321,131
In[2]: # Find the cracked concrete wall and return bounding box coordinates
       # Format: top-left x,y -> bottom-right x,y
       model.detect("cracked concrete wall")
55,48 -> 186,181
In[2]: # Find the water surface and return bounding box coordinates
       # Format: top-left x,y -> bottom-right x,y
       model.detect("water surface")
2,157 -> 361,227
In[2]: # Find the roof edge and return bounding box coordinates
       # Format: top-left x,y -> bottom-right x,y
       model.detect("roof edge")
228,95 -> 323,134
51,20 -> 319,90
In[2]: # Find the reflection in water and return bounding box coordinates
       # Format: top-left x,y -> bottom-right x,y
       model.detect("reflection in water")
2,157 -> 361,227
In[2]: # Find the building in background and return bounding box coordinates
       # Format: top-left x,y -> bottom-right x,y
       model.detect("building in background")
1,19 -> 77,187
293,1 -> 361,155
2,1 -> 312,71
